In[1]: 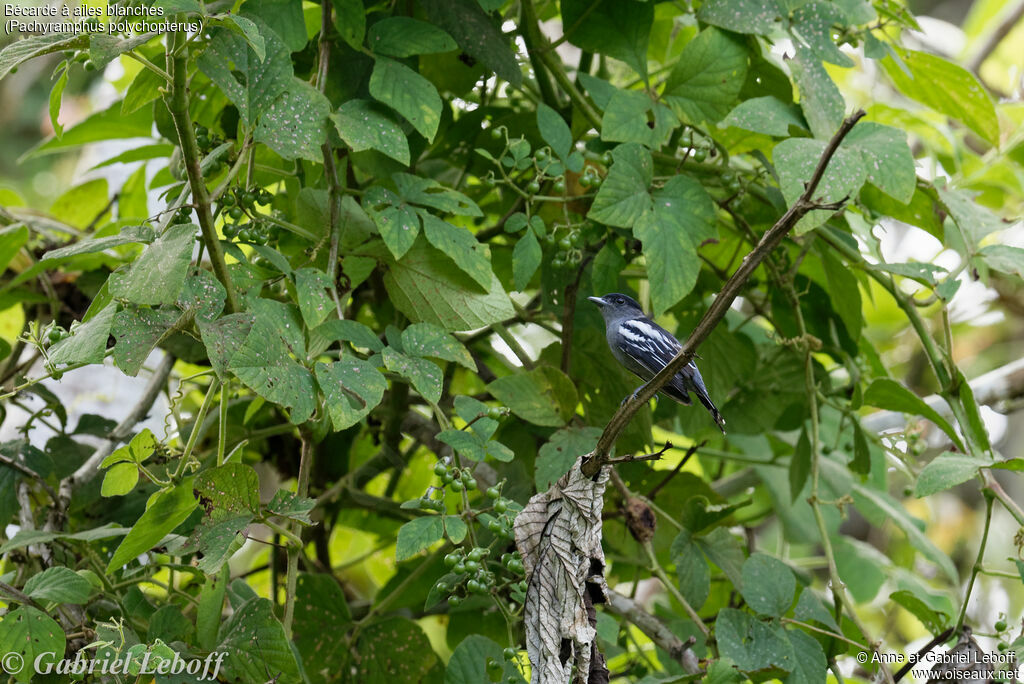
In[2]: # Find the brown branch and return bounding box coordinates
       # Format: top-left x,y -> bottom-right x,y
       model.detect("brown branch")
647,440 -> 704,500
603,589 -> 702,675
0,453 -> 59,505
582,109 -> 866,477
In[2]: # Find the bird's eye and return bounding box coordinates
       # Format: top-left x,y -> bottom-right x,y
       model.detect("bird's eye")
615,297 -> 623,304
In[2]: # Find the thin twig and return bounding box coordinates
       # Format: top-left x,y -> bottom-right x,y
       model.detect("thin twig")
647,440 -> 704,499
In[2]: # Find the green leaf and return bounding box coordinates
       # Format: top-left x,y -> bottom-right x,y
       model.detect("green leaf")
314,319 -> 384,353
446,635 -> 526,684
332,0 -> 366,50
186,513 -> 252,574
421,0 -> 522,86
223,15 -> 266,61
49,64 -> 68,138
978,245 -> 1024,279
890,590 -> 948,632
147,605 -> 194,644
937,185 -> 1005,248
602,89 -> 678,149
634,175 -> 717,315
790,2 -> 853,67
716,608 -> 797,674
109,222 -> 198,306
0,225 -> 29,273
370,57 -> 442,142
794,589 -> 839,631
589,143 -> 652,228
315,358 -> 387,430
355,617 -> 440,683
294,574 -> 351,678
774,138 -> 866,233
294,267 -> 333,328
50,178 -> 110,229
741,553 -> 796,617
242,0 -> 307,51
254,78 -> 332,162
111,306 -> 181,376
393,173 -> 482,216
396,515 -> 446,560
49,303 -> 116,366
560,0 -> 653,77
535,426 -> 601,490
372,203 -> 421,260
789,427 -> 811,502
196,566 -> 228,650
42,223 -> 154,261
786,629 -> 828,684
402,322 -> 476,370
217,597 -> 300,683
23,566 -> 93,604
842,122 -> 916,203
513,228 -> 542,291
229,308 -> 316,424
0,606 -> 66,683
663,28 -> 748,126
487,365 -> 578,427
122,66 -> 166,115
0,32 -> 86,81
383,347 -> 443,404
368,17 -> 456,57
266,490 -> 316,525
107,480 -> 198,572
438,429 -> 487,462
883,48 -> 998,145
670,530 -> 711,610
536,103 -> 572,162
199,313 -> 253,379
421,214 -> 493,290
330,99 -> 410,165
863,378 -> 963,450
195,463 -> 261,515
723,96 -> 806,136
834,536 -> 887,602
100,428 -> 157,468
788,49 -> 845,140
101,462 -> 139,497
697,0 -> 785,34
24,102 -> 153,159
197,19 -> 293,126
914,451 -> 987,496
380,242 -> 515,331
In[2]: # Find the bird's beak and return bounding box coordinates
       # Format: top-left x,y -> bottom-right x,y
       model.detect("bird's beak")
587,296 -> 604,307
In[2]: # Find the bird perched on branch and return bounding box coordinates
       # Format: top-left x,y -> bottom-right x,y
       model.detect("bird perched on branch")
588,293 -> 725,433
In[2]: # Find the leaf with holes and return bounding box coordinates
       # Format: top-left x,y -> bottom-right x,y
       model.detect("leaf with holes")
331,99 -> 410,165
402,322 -> 475,370
0,606 -> 66,682
315,358 -> 387,431
255,78 -> 332,162
383,347 -> 442,404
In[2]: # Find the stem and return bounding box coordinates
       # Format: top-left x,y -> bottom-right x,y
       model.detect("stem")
217,381 -> 228,467
124,50 -> 171,82
283,430 -> 314,639
491,323 -> 535,369
584,110 -> 866,475
641,540 -> 709,636
956,492 -> 993,629
165,28 -> 239,314
176,377 -> 221,477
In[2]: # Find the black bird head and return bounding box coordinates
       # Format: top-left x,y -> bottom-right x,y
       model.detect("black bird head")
587,293 -> 645,322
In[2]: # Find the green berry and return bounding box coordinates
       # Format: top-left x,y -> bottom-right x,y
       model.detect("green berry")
998,641 -> 1009,651
448,595 -> 462,607
222,224 -> 238,239
47,327 -> 65,344
579,174 -> 593,188
434,462 -> 448,477
467,548 -> 484,562
494,500 -> 508,513
436,581 -> 450,594
228,206 -> 243,220
451,479 -> 464,492
517,580 -> 527,592
692,148 -> 708,162
486,486 -> 501,500
535,149 -> 548,161
995,620 -> 1007,632
487,519 -> 503,534
258,190 -> 272,205
464,559 -> 480,573
487,659 -> 504,678
238,229 -> 254,243
487,407 -> 504,420
221,193 -> 236,207
50,370 -> 63,380
195,125 -> 208,138
526,181 -> 540,195
553,178 -> 566,194
490,128 -> 503,140
444,552 -> 460,568
503,648 -> 516,661
508,559 -> 524,574
600,151 -> 613,165
464,477 -> 477,491
453,561 -> 466,573
466,578 -> 483,593
558,237 -> 572,251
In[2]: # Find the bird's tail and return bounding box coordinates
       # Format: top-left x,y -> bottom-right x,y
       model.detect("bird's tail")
695,389 -> 726,434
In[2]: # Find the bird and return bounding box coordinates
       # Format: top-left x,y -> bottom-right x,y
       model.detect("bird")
588,293 -> 725,433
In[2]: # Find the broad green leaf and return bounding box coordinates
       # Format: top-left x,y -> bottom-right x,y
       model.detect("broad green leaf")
294,267 -> 333,328
794,589 -> 839,630
487,366 -> 578,427
589,143 -> 652,227
315,358 -> 387,430
863,378 -> 963,450
332,0 -> 366,50
915,451 -> 988,496
0,225 -> 29,273
187,513 -> 252,574
50,178 -> 110,229
147,605 -> 194,643
978,245 -> 1024,279
819,247 -> 863,341
774,138 -> 866,233
560,0 -> 653,77
395,515 -> 452,560
371,202 -> 421,260
513,228 -> 542,291
789,427 -> 811,501
791,2 -> 853,67
179,269 -> 227,323
842,122 -> 916,203
229,309 -> 316,424
87,34 -> 154,69
242,0 -> 306,51
602,89 -> 678,148
195,463 -> 260,515
217,597 -> 300,683
198,313 -> 254,379
438,429 -> 488,462
383,347 -> 442,404
392,173 -> 482,216
23,566 -> 93,604
421,0 -> 522,85
92,144 -> 174,169
101,462 -> 139,497
663,28 -> 748,126
0,606 -> 66,683
0,32 -> 86,80
670,530 -> 711,610
851,483 -> 958,581
49,303 -> 116,366
196,566 -> 228,650
937,185 -> 1005,248
355,617 -> 440,682
381,242 -> 515,331
716,608 -> 797,674
446,635 -> 526,683
100,428 -> 157,468
254,78 -> 332,162
536,103 -> 572,161
740,553 -> 796,617
49,64 -> 68,138
223,15 -> 266,61
883,48 -> 998,145
294,574 -> 351,678
634,175 -> 717,315
890,590 -> 948,632
421,214 -> 493,290
314,319 -> 384,353
367,17 -> 456,57
402,322 -> 476,370
109,222 -> 198,306
694,527 -> 745,587
786,629 -> 829,684
266,490 -> 315,525
197,19 -> 293,126
535,426 -> 601,490
370,57 -> 442,142
331,99 -> 410,165
107,480 -> 198,572
788,49 -> 845,140
724,96 -> 806,136
111,306 -> 180,376
697,0 -> 785,34
24,102 -> 153,158
834,536 -> 887,602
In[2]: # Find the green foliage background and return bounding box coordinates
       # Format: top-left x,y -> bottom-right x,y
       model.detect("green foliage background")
0,0 -> 1022,682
